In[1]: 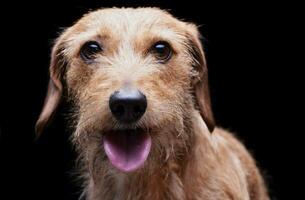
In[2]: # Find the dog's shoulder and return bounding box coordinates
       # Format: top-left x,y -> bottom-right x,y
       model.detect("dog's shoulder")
212,127 -> 257,169
212,128 -> 269,199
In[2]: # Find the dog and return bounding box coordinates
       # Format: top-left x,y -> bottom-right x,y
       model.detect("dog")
36,7 -> 269,200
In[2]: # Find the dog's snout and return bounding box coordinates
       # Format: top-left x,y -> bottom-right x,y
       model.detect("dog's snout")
109,88 -> 147,123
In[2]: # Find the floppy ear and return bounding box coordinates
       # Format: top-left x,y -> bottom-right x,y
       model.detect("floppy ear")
35,38 -> 66,136
187,25 -> 215,132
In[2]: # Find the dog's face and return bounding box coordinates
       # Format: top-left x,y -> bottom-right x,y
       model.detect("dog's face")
36,8 -> 214,173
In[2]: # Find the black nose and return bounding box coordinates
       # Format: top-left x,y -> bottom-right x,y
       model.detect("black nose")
109,88 -> 147,123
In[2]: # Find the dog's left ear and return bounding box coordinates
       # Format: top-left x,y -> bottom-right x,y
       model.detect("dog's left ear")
186,25 -> 215,132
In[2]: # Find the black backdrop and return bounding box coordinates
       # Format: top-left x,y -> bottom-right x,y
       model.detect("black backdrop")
0,1 -> 298,199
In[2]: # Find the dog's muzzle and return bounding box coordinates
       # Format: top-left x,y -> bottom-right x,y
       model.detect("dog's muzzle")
104,88 -> 151,173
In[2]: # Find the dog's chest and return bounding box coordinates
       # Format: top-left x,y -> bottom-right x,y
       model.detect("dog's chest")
113,174 -> 126,200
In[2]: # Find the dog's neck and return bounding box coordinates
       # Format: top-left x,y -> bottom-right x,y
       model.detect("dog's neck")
83,111 -> 214,200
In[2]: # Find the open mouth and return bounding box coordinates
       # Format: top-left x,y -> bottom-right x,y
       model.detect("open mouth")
103,129 -> 151,172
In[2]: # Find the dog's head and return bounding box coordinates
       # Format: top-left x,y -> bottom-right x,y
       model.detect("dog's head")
36,8 -> 214,173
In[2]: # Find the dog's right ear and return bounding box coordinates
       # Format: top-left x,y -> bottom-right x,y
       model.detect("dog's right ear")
35,38 -> 66,136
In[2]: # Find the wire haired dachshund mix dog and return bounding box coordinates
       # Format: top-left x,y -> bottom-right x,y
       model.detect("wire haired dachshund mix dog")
36,7 -> 269,200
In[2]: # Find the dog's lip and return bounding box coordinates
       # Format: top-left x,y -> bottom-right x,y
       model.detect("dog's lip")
103,128 -> 151,173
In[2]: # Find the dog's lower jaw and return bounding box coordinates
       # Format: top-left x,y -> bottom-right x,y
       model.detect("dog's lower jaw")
81,122 -> 201,200
81,120 -> 194,200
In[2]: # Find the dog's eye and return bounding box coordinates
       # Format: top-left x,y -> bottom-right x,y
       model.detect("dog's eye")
80,41 -> 102,61
151,41 -> 172,62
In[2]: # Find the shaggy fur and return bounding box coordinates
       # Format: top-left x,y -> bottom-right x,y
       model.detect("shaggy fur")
36,7 -> 269,200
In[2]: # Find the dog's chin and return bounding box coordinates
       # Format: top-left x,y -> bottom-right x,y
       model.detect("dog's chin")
103,128 -> 151,173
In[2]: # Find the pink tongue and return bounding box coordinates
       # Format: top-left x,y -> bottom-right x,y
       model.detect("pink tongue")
103,131 -> 151,172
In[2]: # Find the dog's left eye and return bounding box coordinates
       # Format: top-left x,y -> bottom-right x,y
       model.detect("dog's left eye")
80,41 -> 103,61
151,41 -> 172,62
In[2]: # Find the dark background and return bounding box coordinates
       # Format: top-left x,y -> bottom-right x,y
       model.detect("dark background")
0,0 -> 299,199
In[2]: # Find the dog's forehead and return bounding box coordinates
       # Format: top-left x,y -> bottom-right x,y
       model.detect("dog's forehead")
81,8 -> 182,29
68,8 -> 187,40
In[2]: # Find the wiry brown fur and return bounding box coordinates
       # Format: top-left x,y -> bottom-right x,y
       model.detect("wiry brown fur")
36,7 -> 269,200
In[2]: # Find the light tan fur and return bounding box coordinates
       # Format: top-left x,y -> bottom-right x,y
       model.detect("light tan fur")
36,7 -> 269,200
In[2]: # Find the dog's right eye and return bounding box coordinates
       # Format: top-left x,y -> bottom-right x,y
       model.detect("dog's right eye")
80,41 -> 103,61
